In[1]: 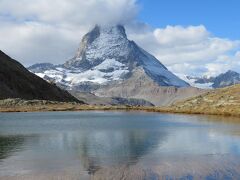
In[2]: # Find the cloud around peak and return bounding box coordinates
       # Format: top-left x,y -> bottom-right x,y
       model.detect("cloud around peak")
0,0 -> 139,26
0,0 -> 240,77
0,0 -> 139,65
129,24 -> 240,76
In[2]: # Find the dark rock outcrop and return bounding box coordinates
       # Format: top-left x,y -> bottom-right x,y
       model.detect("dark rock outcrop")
0,50 -> 81,102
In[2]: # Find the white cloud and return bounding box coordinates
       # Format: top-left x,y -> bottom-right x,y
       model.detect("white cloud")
0,0 -> 138,65
168,63 -> 208,77
204,52 -> 240,76
153,25 -> 209,46
0,21 -> 85,65
0,0 -> 240,77
129,25 -> 240,76
0,0 -> 138,26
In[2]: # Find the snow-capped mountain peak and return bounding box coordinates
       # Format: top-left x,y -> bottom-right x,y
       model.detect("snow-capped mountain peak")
29,24 -> 189,90
64,25 -> 130,70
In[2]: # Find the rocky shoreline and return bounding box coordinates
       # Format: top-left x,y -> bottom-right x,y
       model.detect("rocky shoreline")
1,97 -> 240,118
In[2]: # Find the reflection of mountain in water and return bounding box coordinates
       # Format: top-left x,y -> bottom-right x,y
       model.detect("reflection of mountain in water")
0,135 -> 25,160
0,112 -> 168,177
71,130 -> 166,175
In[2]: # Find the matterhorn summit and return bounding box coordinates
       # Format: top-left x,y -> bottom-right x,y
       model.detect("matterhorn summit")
29,25 -> 197,105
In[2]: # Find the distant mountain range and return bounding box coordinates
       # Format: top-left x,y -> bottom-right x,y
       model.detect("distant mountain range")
29,25 -> 206,106
185,70 -> 240,89
0,50 -> 79,102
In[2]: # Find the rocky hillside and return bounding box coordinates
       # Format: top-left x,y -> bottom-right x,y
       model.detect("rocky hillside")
0,50 -> 80,102
70,91 -> 154,106
169,84 -> 240,116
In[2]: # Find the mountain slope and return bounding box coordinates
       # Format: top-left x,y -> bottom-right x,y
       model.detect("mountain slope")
169,84 -> 240,116
0,50 -> 80,102
95,68 -> 206,106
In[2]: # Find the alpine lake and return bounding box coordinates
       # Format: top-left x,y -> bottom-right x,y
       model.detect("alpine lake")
1,111 -> 240,179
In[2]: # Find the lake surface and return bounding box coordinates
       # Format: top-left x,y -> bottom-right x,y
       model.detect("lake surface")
1,111 -> 240,179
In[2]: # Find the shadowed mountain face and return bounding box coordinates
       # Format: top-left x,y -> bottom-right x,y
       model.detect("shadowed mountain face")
0,50 -> 79,102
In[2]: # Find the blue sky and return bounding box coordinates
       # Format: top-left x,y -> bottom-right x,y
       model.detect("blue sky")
138,0 -> 240,40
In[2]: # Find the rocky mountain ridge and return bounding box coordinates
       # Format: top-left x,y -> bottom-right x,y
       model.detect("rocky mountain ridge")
185,70 -> 240,89
0,50 -> 80,102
